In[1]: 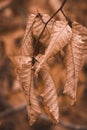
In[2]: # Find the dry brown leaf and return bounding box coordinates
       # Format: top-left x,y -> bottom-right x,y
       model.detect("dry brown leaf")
84,45 -> 87,63
27,71 -> 42,125
72,22 -> 87,64
32,14 -> 54,47
35,21 -> 72,74
45,21 -> 72,57
20,14 -> 36,56
63,25 -> 85,104
40,67 -> 59,124
35,55 -> 59,124
9,56 -> 41,125
72,22 -> 87,40
8,12 -> 87,125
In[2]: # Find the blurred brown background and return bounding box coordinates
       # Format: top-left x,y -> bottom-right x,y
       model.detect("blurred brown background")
0,0 -> 87,130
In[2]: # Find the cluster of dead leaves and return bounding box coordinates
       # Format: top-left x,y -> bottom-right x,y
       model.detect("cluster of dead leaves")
9,13 -> 87,125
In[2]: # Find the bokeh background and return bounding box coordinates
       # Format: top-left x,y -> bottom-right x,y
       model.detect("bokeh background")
0,0 -> 87,130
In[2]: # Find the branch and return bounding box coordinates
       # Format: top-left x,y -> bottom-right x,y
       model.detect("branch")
48,0 -> 66,20
46,0 -> 67,24
34,0 -> 67,51
61,10 -> 72,27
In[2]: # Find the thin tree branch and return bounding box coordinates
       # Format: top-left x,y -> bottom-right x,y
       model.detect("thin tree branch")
34,0 -> 67,51
61,9 -> 72,27
48,0 -> 66,20
46,0 -> 67,24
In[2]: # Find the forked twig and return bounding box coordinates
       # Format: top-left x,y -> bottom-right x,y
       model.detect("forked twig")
46,0 -> 67,24
61,10 -> 72,27
34,0 -> 67,51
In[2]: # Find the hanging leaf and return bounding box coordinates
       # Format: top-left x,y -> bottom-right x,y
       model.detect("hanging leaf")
10,56 -> 41,125
8,12 -> 87,126
32,14 -> 54,47
84,45 -> 87,63
44,21 -> 72,58
35,21 -> 72,74
72,22 -> 87,64
20,14 -> 36,56
27,71 -> 42,125
35,55 -> 59,124
63,24 -> 85,104
72,22 -> 87,40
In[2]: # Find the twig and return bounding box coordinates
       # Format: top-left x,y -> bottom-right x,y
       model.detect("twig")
48,0 -> 66,20
34,0 -> 67,51
61,10 -> 72,27
46,0 -> 67,24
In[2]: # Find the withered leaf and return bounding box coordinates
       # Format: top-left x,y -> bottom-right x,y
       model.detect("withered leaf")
27,71 -> 42,125
84,45 -> 87,63
72,22 -> 87,64
32,14 -> 54,47
63,24 -> 85,104
35,55 -> 59,124
35,21 -> 72,74
20,14 -> 36,56
8,12 -> 87,126
10,56 -> 41,125
44,21 -> 72,58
